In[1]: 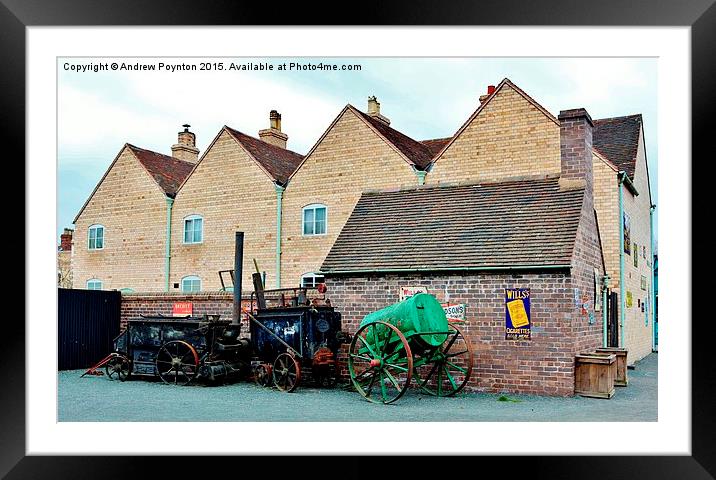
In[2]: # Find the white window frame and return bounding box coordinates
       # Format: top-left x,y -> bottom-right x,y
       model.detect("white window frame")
302,204 -> 328,237
301,272 -> 325,288
183,215 -> 204,244
86,279 -> 102,290
88,224 -> 105,250
181,275 -> 202,293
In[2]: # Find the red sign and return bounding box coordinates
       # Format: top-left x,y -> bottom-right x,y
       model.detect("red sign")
172,302 -> 193,316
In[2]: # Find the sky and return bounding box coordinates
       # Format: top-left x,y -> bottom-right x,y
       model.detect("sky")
58,57 -> 658,243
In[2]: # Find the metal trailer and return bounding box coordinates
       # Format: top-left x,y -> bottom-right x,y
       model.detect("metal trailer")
347,292 -> 474,404
105,315 -> 251,385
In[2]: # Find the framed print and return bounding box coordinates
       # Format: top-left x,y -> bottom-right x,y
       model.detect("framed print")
10,0 -> 705,477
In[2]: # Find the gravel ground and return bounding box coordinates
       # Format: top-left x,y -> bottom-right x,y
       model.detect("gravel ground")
58,353 -> 657,422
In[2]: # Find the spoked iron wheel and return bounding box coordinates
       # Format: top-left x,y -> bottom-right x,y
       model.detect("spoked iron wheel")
413,323 -> 474,397
273,353 -> 301,392
105,353 -> 131,381
254,363 -> 273,387
155,340 -> 199,386
348,321 -> 413,404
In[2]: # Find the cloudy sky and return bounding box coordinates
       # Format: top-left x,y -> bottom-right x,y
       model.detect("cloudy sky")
58,57 -> 657,240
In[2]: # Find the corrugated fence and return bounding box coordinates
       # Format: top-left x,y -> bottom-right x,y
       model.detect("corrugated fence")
58,288 -> 121,370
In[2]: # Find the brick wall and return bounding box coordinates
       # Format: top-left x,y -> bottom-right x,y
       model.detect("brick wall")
170,129 -> 279,292
621,128 -> 654,363
72,147 -> 168,292
120,291 -> 250,332
427,83 -> 561,184
327,269 -> 596,397
280,108 -> 419,287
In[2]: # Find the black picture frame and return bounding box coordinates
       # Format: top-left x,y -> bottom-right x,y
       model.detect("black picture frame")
7,0 -> 706,477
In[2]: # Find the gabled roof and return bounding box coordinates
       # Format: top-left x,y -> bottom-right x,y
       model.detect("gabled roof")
350,107 -> 434,169
126,144 -> 194,197
321,177 -> 584,274
592,114 -> 642,178
73,143 -> 194,223
224,126 -> 304,185
430,78 -> 559,168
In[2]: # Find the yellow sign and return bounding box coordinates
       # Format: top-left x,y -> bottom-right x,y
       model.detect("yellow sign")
506,299 -> 530,327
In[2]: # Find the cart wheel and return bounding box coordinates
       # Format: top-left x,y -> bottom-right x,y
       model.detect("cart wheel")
348,321 -> 413,404
273,353 -> 301,392
105,353 -> 131,381
155,340 -> 199,386
254,363 -> 273,387
413,323 -> 474,397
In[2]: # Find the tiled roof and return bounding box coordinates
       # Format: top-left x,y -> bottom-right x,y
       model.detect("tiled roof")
593,114 -> 642,178
225,126 -> 304,184
421,137 -> 452,157
127,144 -> 195,197
351,107 -> 434,170
321,178 -> 584,273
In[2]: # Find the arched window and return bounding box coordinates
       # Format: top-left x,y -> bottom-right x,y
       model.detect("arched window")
181,275 -> 201,293
88,224 -> 104,250
119,288 -> 135,294
87,279 -> 103,290
183,215 -> 203,244
302,204 -> 327,236
301,272 -> 325,288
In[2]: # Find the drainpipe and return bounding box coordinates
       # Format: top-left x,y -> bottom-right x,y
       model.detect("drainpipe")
650,203 -> 657,350
415,170 -> 427,186
164,196 -> 174,292
618,172 -> 627,348
602,273 -> 609,347
275,184 -> 285,288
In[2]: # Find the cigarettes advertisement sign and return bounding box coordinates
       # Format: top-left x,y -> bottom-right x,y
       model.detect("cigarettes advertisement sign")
398,286 -> 428,302
505,288 -> 531,340
172,302 -> 193,317
441,303 -> 466,322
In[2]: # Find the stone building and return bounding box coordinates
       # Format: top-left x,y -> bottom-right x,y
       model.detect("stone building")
321,108 -> 604,396
71,130 -> 197,292
280,98 -> 440,289
67,78 -> 655,366
169,112 -> 303,293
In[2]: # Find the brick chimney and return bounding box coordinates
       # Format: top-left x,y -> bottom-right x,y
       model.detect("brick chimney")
558,108 -> 594,206
367,96 -> 390,125
171,124 -> 200,163
60,228 -> 73,251
479,85 -> 496,105
258,110 -> 288,149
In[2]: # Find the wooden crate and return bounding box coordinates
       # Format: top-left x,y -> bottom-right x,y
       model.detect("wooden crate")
595,347 -> 628,386
575,353 -> 616,399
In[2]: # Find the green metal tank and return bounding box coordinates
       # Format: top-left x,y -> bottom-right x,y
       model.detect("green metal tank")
360,293 -> 448,347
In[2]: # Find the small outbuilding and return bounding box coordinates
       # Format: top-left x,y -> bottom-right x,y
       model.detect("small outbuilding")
321,109 -> 606,396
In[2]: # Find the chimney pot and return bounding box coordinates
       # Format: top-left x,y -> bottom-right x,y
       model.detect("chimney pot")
259,110 -> 288,149
172,124 -> 200,163
366,95 -> 391,125
60,228 -> 74,252
487,85 -> 496,95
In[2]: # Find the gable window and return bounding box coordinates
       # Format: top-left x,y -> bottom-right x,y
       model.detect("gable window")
302,204 -> 327,236
181,275 -> 201,293
301,273 -> 325,288
88,224 -> 104,250
183,215 -> 203,244
87,279 -> 102,290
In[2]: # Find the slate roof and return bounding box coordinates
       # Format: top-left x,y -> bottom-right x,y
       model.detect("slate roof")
127,144 -> 195,197
593,114 -> 642,178
321,177 -> 585,273
421,137 -> 452,157
225,126 -> 304,184
352,108 -> 434,170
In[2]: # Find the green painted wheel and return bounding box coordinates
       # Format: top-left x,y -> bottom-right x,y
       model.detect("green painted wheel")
348,321 -> 413,404
413,323 -> 473,397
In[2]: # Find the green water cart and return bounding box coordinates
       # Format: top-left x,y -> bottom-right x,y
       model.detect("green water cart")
348,293 -> 474,404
